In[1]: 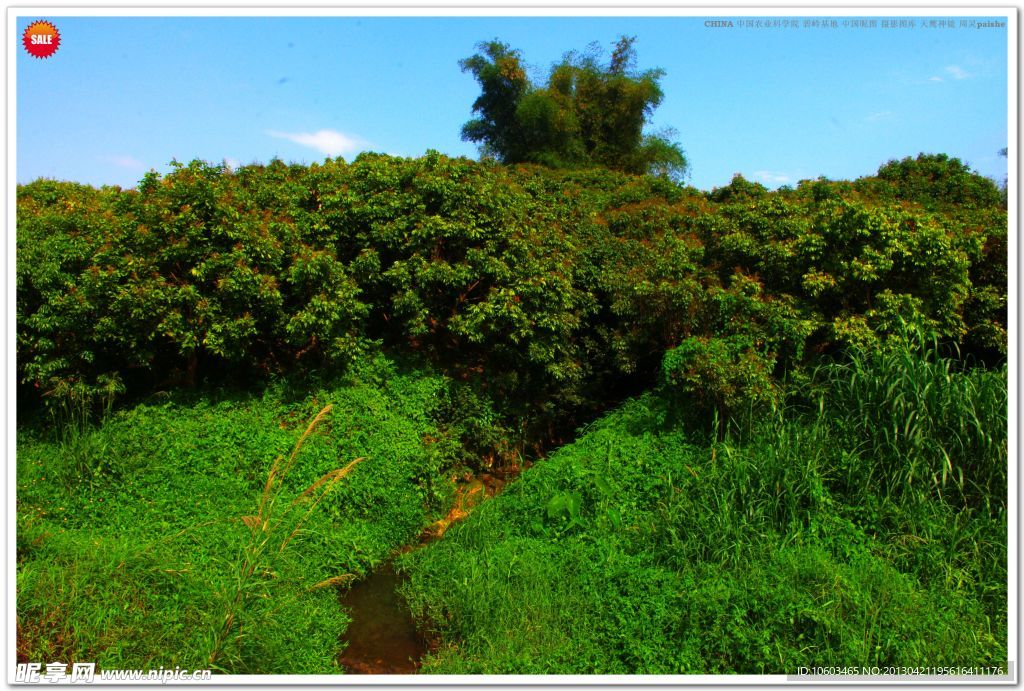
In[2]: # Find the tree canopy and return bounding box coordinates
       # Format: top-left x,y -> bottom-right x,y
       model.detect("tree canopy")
460,37 -> 688,180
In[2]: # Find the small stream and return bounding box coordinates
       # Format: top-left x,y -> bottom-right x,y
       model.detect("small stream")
337,563 -> 425,674
336,471 -> 511,674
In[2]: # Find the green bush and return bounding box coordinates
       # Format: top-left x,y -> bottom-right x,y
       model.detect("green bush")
874,153 -> 1004,211
662,335 -> 778,422
18,151 -> 1007,453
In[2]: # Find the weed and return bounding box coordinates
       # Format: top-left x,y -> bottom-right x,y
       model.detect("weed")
206,404 -> 363,670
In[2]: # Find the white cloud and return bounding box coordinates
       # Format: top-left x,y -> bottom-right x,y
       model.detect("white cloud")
928,76 -> 944,83
106,154 -> 145,170
266,129 -> 368,157
866,110 -> 894,122
752,170 -> 792,185
223,157 -> 241,171
946,65 -> 970,80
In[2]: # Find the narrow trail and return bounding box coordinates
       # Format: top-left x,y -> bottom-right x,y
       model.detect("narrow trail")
337,469 -> 514,674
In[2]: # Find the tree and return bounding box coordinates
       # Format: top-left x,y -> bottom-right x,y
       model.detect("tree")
999,147 -> 1008,206
459,41 -> 532,163
875,153 -> 1002,211
460,36 -> 688,180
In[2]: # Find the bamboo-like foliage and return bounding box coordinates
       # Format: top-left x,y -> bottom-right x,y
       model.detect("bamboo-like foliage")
459,36 -> 688,179
822,325 -> 1007,505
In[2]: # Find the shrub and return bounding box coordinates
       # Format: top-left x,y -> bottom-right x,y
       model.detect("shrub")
17,153 -> 1006,453
661,335 -> 778,422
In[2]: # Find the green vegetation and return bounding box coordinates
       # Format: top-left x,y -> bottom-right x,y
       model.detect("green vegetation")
460,37 -> 688,178
400,334 -> 1007,673
17,359 -> 460,672
16,146 -> 1007,674
17,152 -> 1005,435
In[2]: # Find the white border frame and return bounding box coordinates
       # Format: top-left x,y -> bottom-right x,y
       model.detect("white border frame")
6,4 -> 1017,685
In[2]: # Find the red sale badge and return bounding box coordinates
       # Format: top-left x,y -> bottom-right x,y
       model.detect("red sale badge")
23,20 -> 60,59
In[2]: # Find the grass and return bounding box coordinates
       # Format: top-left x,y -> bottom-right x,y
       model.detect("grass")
822,330 -> 1007,506
399,336 -> 1007,673
16,355 -> 462,673
16,338 -> 1008,674
205,404 -> 364,671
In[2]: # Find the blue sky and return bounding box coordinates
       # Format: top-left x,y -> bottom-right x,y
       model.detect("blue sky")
16,14 -> 1010,191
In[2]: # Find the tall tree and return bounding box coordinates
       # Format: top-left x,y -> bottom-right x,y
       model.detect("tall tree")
460,36 -> 688,180
458,41 -> 531,163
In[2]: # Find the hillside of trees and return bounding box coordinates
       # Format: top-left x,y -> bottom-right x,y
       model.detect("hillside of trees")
15,35 -> 1009,676
18,152 -> 1006,441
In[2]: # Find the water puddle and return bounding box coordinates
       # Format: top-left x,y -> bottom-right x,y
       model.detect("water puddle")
337,469 -> 518,674
337,563 -> 425,674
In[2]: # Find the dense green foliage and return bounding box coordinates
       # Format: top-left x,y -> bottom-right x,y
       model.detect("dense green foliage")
17,358 -> 459,672
460,37 -> 688,178
17,152 -> 1006,449
401,336 -> 1007,673
16,149 -> 1008,675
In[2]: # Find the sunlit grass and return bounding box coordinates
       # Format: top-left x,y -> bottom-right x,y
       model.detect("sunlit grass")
402,335 -> 1007,673
16,359 -> 459,673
